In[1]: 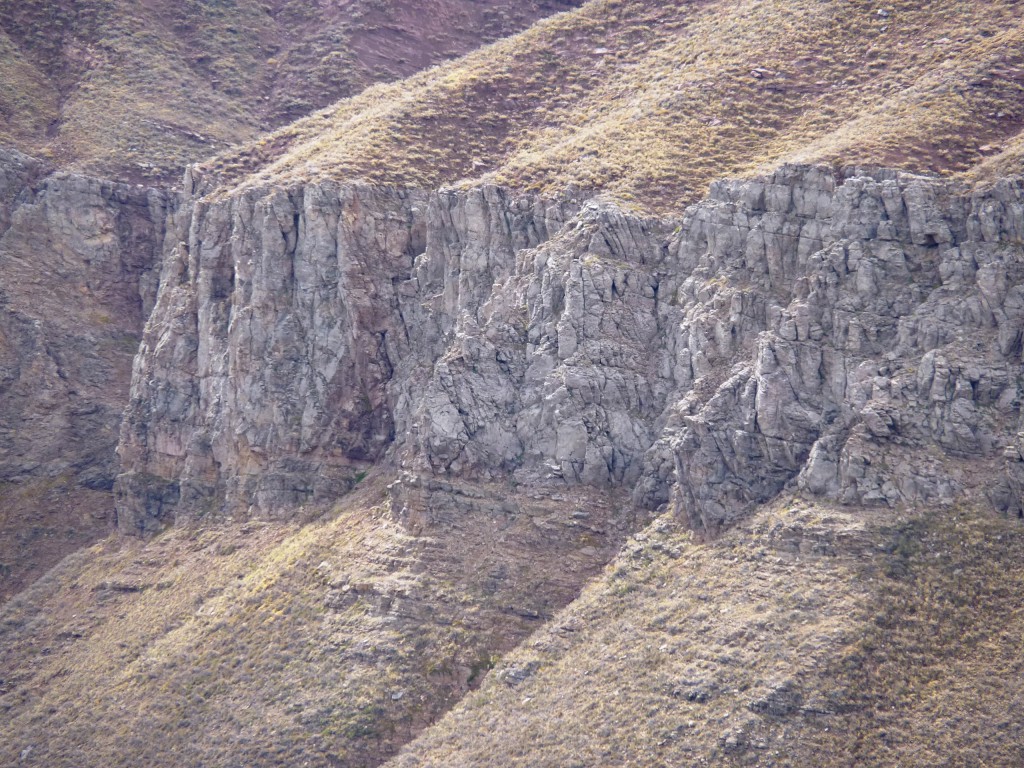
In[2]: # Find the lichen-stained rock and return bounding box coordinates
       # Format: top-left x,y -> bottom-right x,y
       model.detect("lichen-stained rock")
117,164 -> 1024,537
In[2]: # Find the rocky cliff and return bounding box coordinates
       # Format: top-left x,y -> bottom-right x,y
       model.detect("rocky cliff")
652,166 -> 1024,532
117,165 -> 1024,536
5,0 -> 1024,764
0,147 -> 166,599
3,162 -> 1023,767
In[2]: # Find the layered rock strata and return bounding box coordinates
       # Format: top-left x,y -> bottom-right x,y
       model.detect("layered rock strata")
117,165 -> 1024,535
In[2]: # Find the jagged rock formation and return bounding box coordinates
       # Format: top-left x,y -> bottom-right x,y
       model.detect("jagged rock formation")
0,147 -> 166,599
649,167 -> 1024,533
3,159 -> 1022,767
118,165 -> 1024,537
116,181 -> 581,531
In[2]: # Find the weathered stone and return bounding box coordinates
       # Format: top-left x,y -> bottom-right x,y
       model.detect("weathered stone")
0,147 -> 167,596
117,164 -> 1024,536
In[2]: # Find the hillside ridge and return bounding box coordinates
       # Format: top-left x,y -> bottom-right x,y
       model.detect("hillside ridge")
0,0 -> 582,181
2,0 -> 1024,765
196,0 -> 1024,213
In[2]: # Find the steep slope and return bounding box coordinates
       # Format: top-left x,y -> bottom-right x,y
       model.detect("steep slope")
199,0 -> 1024,213
3,0 -> 1024,766
0,147 -> 166,601
117,164 -> 1024,535
386,499 -> 1024,767
0,0 -> 581,598
0,0 -> 581,180
0,475 -> 640,767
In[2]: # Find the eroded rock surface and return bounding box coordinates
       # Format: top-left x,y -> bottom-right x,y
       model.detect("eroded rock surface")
117,165 -> 1024,536
0,147 -> 167,598
650,167 -> 1024,534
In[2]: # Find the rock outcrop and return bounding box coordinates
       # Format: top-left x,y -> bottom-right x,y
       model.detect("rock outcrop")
0,147 -> 166,598
651,167 -> 1024,534
116,165 -> 1024,537
116,181 -> 583,530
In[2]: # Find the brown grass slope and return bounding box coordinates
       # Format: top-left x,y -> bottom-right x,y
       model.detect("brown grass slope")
0,474 -> 639,768
0,0 -> 581,181
6,487 -> 1023,766
201,0 -> 1024,214
4,2 -> 1024,766
386,500 -> 1024,767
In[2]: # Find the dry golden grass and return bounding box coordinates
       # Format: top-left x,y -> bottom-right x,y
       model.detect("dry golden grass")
0,0 -> 268,180
0,0 -> 581,181
0,474 -> 632,767
965,124 -> 1024,185
202,0 -> 1024,214
7,485 -> 1022,767
386,500 -> 1024,767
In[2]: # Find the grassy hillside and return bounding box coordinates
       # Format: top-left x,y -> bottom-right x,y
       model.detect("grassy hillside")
0,0 -> 581,181
0,475 -> 636,767
7,484 -> 1022,766
386,499 -> 1024,767
4,2 -> 1024,766
201,0 -> 1024,213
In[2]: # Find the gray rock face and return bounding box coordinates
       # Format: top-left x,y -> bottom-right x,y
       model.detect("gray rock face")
0,148 -> 166,486
116,182 -> 579,531
0,147 -> 167,596
116,165 -> 1024,536
394,196 -> 674,491
640,168 -> 1024,534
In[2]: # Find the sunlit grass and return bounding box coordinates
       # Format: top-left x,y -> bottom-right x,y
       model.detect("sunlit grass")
388,501 -> 1024,766
0,0 -> 580,181
203,0 -> 1024,214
